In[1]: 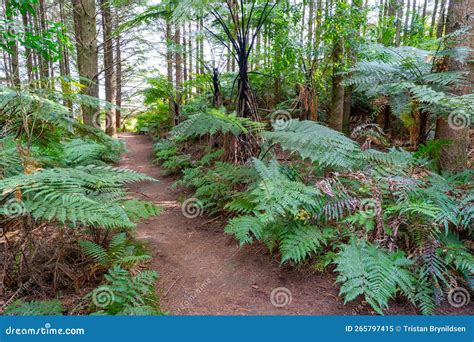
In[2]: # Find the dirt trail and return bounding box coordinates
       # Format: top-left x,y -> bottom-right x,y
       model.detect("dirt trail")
119,133 -> 422,315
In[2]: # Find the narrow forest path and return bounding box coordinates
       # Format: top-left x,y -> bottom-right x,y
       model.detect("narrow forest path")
118,133 -> 417,315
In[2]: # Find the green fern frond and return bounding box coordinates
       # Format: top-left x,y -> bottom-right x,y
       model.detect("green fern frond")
279,223 -> 333,263
4,299 -> 64,316
261,120 -> 361,169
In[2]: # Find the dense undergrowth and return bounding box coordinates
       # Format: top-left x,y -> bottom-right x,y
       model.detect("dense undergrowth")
150,44 -> 473,315
0,86 -> 162,315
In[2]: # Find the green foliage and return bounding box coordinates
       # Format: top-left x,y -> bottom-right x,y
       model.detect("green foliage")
261,120 -> 361,169
175,160 -> 251,213
346,44 -> 474,122
225,159 -> 333,263
87,266 -> 160,315
80,232 -> 152,268
4,299 -> 64,316
171,108 -> 264,139
334,240 -> 416,314
0,164 -> 155,229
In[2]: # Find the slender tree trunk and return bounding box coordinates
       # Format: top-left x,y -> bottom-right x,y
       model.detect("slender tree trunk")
199,15 -> 204,74
436,0 -> 447,38
183,23 -> 188,85
403,0 -> 411,42
434,0 -> 472,171
421,0 -> 428,23
58,0 -> 72,109
395,0 -> 403,46
166,19 -> 174,121
72,0 -> 100,125
101,0 -> 116,136
378,0 -> 384,42
22,12 -> 33,84
38,0 -> 50,86
430,0 -> 439,36
5,0 -> 20,87
188,21 -> 193,80
308,0 -> 314,47
329,38 -> 344,132
410,0 -> 417,32
115,11 -> 122,130
174,23 -> 183,124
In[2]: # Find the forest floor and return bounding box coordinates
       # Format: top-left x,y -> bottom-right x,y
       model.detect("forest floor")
119,133 -> 471,315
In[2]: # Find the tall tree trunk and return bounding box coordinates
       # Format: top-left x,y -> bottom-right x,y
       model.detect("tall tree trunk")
174,23 -> 183,124
436,0 -> 447,38
395,0 -> 403,46
188,21 -> 193,80
434,0 -> 472,171
72,0 -> 99,126
22,12 -> 33,84
378,0 -> 384,42
403,0 -> 411,42
58,0 -> 72,109
115,11 -> 122,130
101,0 -> 116,136
166,19 -> 174,121
38,0 -> 50,87
410,0 -> 417,32
183,23 -> 188,85
308,0 -> 314,47
421,0 -> 428,23
5,0 -> 20,87
199,15 -> 204,74
329,38 -> 344,132
430,0 -> 439,36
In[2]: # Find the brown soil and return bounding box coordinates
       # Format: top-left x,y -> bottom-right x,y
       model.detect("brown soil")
119,133 -> 473,316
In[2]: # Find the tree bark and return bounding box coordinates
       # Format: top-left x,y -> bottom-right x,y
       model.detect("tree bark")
21,12 -> 33,84
308,0 -> 314,47
403,0 -> 411,42
73,0 -> 100,126
58,0 -> 72,109
115,10 -> 122,130
166,19 -> 174,121
430,0 -> 440,36
5,0 -> 20,87
434,0 -> 472,171
329,38 -> 344,132
101,0 -> 116,136
395,0 -> 403,46
436,0 -> 447,38
174,23 -> 183,124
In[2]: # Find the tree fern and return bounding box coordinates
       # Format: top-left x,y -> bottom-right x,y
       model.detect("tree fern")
171,108 -> 264,139
261,120 -> 361,169
0,166 -> 155,228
